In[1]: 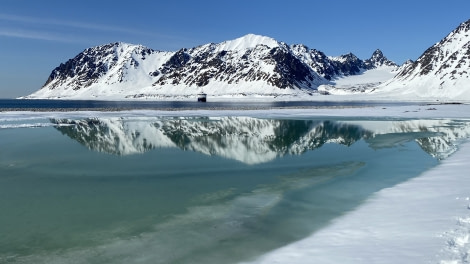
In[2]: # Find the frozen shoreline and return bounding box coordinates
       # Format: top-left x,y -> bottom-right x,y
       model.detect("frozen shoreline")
244,142 -> 470,264
2,102 -> 470,120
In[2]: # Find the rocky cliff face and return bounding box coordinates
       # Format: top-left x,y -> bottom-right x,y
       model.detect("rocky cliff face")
27,34 -> 397,99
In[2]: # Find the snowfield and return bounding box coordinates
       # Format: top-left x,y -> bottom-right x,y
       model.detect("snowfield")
318,66 -> 398,95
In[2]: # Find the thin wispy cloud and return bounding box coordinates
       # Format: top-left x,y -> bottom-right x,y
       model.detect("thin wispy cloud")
0,28 -> 84,43
0,13 -> 200,52
0,13 -> 185,46
0,13 -> 156,37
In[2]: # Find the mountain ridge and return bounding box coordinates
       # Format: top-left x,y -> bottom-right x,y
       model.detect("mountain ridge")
26,18 -> 470,101
26,33 -> 399,100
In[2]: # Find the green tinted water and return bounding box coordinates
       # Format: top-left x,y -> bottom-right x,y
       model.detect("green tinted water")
1,116 -> 469,264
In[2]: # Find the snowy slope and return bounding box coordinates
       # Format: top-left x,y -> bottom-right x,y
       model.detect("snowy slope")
375,19 -> 470,100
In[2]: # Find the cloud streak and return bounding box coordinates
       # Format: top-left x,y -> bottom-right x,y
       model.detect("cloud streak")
0,13 -> 155,36
0,28 -> 85,43
0,13 -> 197,52
0,13 -> 167,43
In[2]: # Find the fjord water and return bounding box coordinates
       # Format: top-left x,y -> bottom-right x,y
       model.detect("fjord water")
0,98 -> 415,110
1,115 -> 470,264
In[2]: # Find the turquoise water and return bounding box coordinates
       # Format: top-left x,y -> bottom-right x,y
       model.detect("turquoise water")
1,115 -> 469,264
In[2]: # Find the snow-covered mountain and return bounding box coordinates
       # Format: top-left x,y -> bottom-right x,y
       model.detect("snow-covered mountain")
26,34 -> 397,100
23,18 -> 470,101
51,117 -> 470,163
377,19 -> 470,100
41,43 -> 162,89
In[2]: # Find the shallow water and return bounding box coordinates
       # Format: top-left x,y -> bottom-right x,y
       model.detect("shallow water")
1,115 -> 470,263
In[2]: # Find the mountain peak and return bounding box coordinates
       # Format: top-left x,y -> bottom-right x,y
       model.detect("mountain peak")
365,49 -> 397,68
371,49 -> 384,57
330,52 -> 360,63
215,34 -> 280,52
84,42 -> 154,56
454,18 -> 470,34
88,41 -> 134,50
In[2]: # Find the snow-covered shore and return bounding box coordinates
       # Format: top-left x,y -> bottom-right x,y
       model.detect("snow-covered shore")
244,140 -> 470,263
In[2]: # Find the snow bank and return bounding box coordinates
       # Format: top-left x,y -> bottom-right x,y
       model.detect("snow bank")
243,142 -> 470,264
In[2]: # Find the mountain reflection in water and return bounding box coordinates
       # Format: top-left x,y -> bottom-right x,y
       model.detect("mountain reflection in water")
51,117 -> 470,163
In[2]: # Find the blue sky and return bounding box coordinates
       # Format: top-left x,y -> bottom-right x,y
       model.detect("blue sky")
1,0 -> 469,98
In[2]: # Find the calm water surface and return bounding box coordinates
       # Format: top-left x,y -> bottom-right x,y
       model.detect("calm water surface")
1,114 -> 470,264
0,99 -> 417,110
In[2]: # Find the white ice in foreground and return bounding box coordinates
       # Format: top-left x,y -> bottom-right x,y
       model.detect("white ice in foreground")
244,143 -> 470,264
